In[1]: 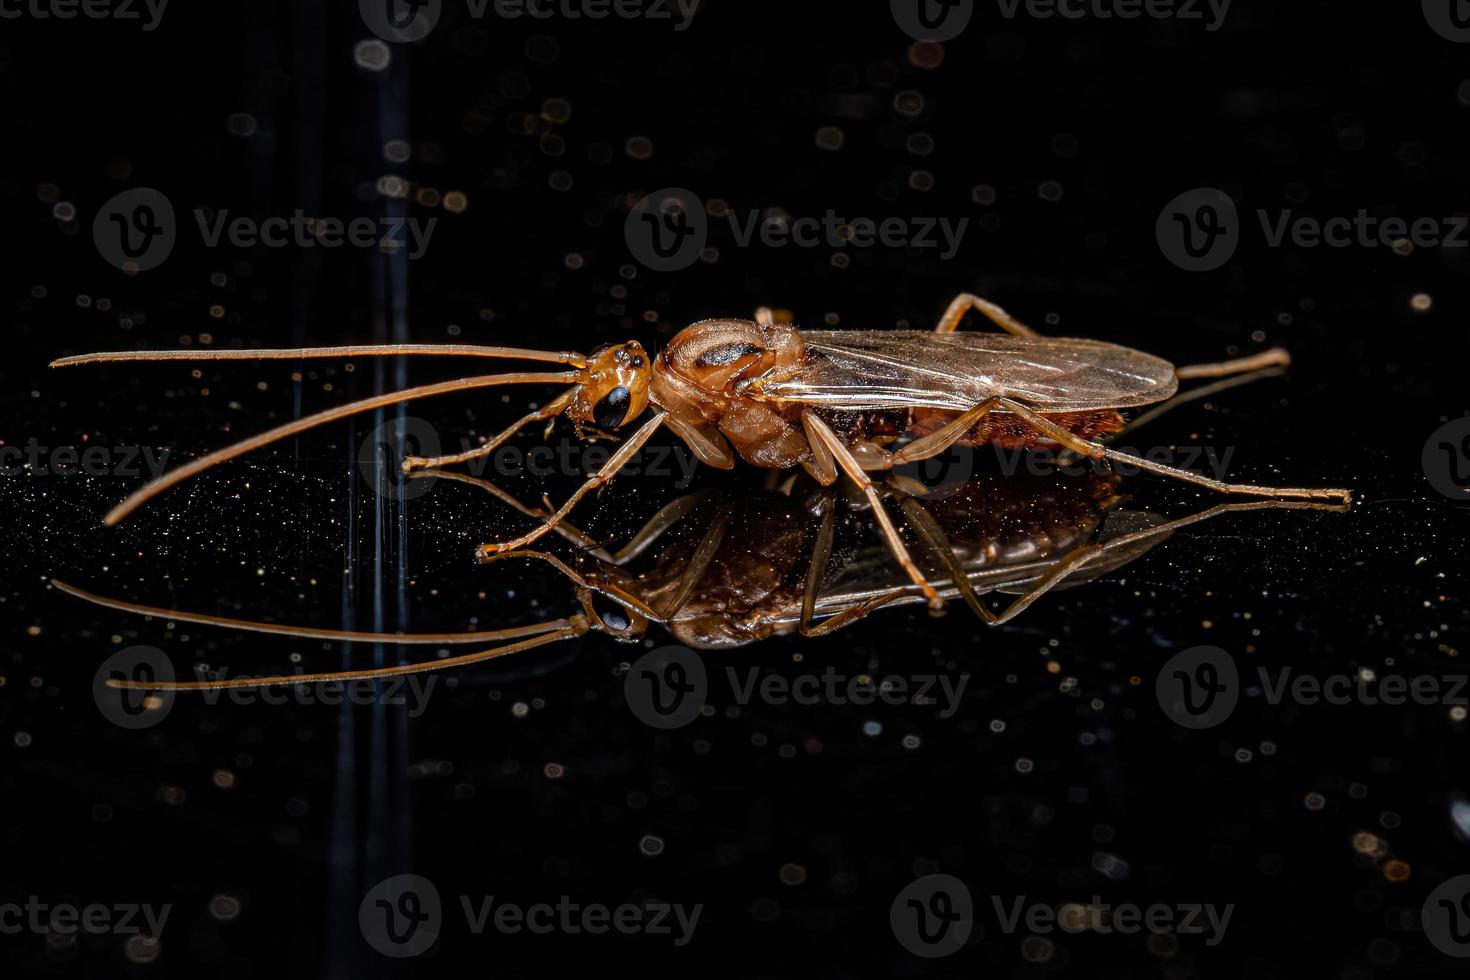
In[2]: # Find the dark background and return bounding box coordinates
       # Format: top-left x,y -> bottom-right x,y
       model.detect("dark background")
2,1 -> 1469,976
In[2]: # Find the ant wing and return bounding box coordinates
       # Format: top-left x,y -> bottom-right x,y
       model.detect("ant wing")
751,331 -> 1178,413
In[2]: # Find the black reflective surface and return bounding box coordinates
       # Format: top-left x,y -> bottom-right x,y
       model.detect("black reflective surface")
2,3 -> 1469,977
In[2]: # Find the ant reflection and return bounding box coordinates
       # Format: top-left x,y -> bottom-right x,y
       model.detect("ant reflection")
57,467 -> 1343,691
473,466 -> 1343,651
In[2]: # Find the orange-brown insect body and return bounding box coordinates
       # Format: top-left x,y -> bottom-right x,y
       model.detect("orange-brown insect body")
647,318 -> 1124,469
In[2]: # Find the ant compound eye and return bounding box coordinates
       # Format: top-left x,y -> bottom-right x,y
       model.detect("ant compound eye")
594,385 -> 631,429
591,594 -> 631,632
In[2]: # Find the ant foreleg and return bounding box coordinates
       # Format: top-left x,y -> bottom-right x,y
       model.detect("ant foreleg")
478,411 -> 670,556
403,386 -> 579,473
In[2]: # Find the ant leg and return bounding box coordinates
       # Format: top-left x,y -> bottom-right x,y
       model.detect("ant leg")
903,493 -> 1347,624
798,496 -> 838,631
993,398 -> 1352,504
887,398 -> 1001,466
934,293 -> 1040,337
664,413 -> 736,469
413,470 -> 607,556
1075,365 -> 1288,457
799,413 -> 840,486
108,620 -> 590,692
651,509 -> 731,618
987,498 -> 1347,623
824,399 -> 997,482
896,497 -> 999,623
1175,348 -> 1291,380
794,497 -> 910,636
403,387 -> 578,473
483,551 -> 666,623
478,412 -> 671,555
802,411 -> 944,611
607,491 -> 711,564
1055,366 -> 1287,468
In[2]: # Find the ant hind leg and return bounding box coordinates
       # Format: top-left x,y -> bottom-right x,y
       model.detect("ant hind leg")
935,293 -> 1040,337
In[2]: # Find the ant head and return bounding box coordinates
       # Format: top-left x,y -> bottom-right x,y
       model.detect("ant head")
569,341 -> 651,430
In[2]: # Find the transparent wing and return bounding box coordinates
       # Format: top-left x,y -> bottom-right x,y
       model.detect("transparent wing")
751,331 -> 1178,412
